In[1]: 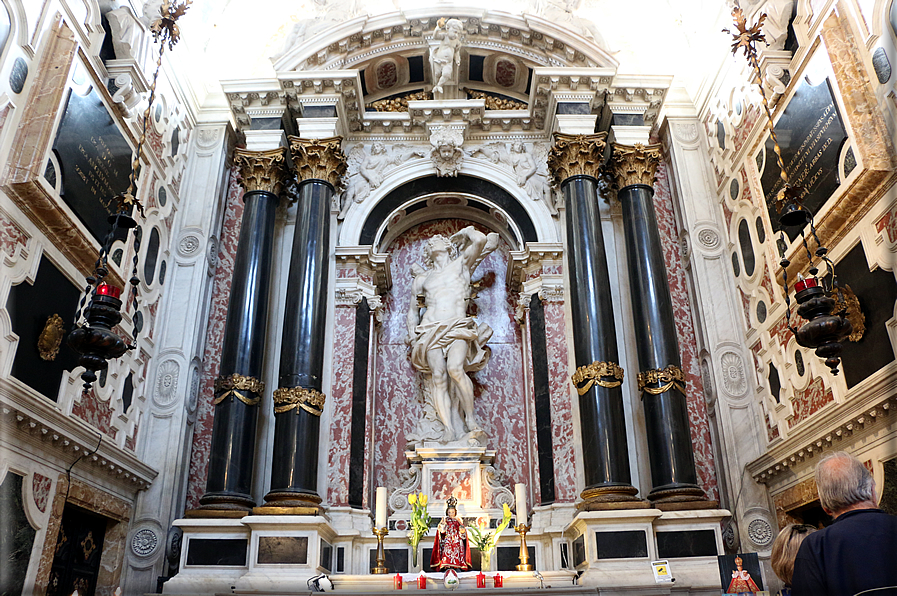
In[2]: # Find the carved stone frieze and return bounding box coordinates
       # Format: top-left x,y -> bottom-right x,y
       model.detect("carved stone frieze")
547,132 -> 607,186
607,143 -> 663,190
288,136 -> 348,189
233,147 -> 289,196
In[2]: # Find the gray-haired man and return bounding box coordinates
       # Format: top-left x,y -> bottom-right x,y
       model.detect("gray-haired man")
792,451 -> 897,596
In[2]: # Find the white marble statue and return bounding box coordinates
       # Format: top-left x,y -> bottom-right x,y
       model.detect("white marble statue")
341,142 -> 426,219
429,18 -> 464,95
275,0 -> 366,59
430,127 -> 465,177
405,226 -> 500,446
107,6 -> 144,61
511,142 -> 554,215
759,0 -> 794,50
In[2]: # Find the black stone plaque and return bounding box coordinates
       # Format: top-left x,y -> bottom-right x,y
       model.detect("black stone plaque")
369,548 -> 409,573
185,538 -> 247,566
9,57 -> 27,94
595,530 -> 647,559
497,545 -> 535,571
52,85 -> 134,243
873,48 -> 891,84
656,530 -> 717,558
760,77 -> 848,240
257,536 -> 308,564
572,534 -> 585,567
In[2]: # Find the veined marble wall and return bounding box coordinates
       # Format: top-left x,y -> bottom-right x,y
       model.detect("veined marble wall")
373,219 -> 532,500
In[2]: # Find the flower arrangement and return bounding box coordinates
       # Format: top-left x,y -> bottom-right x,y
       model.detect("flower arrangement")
407,492 -> 431,568
466,502 -> 512,570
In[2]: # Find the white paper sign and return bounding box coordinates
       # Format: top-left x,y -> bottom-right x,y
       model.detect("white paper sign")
652,560 -> 674,584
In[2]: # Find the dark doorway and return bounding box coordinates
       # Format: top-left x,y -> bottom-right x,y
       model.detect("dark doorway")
47,505 -> 108,596
787,500 -> 832,529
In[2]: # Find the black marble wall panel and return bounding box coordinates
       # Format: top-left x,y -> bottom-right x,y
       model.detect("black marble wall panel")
257,536 -> 308,564
497,545 -> 535,571
369,548 -> 409,573
348,298 -> 370,508
8,256 -> 81,401
656,530 -> 717,558
595,531 -> 647,559
528,293 -> 556,505
0,473 -> 36,596
185,538 -> 247,566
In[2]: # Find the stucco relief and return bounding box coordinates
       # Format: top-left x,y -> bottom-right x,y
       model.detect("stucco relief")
341,142 -> 426,219
468,141 -> 554,214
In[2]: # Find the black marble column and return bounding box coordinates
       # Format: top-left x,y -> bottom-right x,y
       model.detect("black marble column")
548,133 -> 643,509
192,147 -> 288,516
609,143 -> 707,505
258,136 -> 346,514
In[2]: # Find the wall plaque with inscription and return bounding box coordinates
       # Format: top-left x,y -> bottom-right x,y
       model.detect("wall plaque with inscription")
52,84 -> 133,243
760,77 -> 847,240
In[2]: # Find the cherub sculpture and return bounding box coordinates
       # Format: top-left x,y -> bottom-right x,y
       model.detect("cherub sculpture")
340,142 -> 426,219
430,18 -> 464,95
430,127 -> 465,177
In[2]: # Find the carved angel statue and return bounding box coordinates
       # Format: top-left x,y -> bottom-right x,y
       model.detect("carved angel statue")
511,142 -> 555,215
274,0 -> 366,59
340,142 -> 426,219
430,127 -> 465,177
430,18 -> 464,95
468,142 -> 511,166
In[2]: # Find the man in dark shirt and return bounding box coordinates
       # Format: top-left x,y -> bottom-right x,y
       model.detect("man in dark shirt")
792,451 -> 897,596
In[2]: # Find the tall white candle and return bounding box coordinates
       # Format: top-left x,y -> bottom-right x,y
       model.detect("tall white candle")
515,483 -> 527,522
375,486 -> 388,529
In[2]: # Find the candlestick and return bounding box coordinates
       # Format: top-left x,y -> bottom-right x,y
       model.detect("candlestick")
514,523 -> 533,572
514,483 -> 527,523
375,486 -> 388,529
372,527 -> 389,574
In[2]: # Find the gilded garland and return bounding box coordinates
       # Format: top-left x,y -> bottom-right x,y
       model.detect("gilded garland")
637,365 -> 686,396
546,132 -> 607,187
213,374 -> 264,406
273,386 -> 326,416
571,361 -> 625,395
832,285 -> 865,342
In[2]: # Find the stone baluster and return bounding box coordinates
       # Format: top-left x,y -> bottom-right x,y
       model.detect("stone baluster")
608,143 -> 706,505
256,136 -> 347,514
547,133 -> 644,509
192,147 -> 288,516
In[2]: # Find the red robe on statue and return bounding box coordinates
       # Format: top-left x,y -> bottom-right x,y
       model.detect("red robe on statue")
430,517 -> 471,571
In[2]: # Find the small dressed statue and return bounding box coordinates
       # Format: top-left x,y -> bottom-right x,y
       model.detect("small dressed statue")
430,497 -> 471,571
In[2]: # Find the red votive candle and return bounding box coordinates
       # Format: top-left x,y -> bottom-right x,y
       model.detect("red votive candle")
96,283 -> 121,299
493,574 -> 503,588
394,573 -> 402,590
417,574 -> 427,589
794,277 -> 818,293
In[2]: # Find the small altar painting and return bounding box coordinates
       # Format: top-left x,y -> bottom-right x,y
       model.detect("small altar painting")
718,552 -> 764,594
430,470 -> 473,501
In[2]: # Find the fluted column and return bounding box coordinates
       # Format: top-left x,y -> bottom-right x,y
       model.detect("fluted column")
548,133 -> 643,509
256,136 -> 347,514
608,143 -> 705,505
192,147 -> 288,516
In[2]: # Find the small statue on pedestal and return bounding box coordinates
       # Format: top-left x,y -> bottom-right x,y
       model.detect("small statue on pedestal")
431,497 -> 471,572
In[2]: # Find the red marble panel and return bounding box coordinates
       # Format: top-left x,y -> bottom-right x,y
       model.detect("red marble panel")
544,299 -> 576,502
185,167 -> 244,511
145,124 -> 164,164
374,220 -> 529,497
71,388 -> 118,440
326,304 -> 357,506
495,60 -> 517,87
739,288 -> 752,329
787,376 -> 834,428
32,473 -> 51,513
146,297 -> 159,340
431,470 -> 473,501
0,208 -> 28,256
766,412 -> 780,442
0,104 -> 10,138
732,107 -> 761,154
875,203 -> 897,244
124,423 -> 138,452
653,161 -> 719,501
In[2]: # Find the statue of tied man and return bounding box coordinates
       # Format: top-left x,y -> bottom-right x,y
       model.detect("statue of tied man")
406,226 -> 499,445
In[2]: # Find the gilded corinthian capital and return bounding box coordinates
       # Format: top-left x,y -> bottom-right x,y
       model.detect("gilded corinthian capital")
288,136 -> 348,190
546,132 -> 608,186
234,147 -> 289,195
608,143 -> 663,190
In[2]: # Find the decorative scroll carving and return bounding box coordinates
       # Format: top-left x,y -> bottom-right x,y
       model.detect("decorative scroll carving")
608,143 -> 663,189
388,467 -> 422,512
637,365 -> 686,396
273,386 -> 326,416
233,147 -> 288,196
463,88 -> 527,110
288,136 -> 347,189
571,361 -> 624,395
38,314 -> 65,361
213,374 -> 263,406
547,132 -> 607,186
367,91 -> 432,112
483,465 -> 515,508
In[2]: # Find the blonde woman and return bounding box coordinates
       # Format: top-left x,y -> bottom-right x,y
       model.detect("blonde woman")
771,523 -> 816,595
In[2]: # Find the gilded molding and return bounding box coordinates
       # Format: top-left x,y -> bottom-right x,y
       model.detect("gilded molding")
233,147 -> 289,196
273,386 -> 326,416
213,374 -> 264,406
608,143 -> 663,190
38,314 -> 65,361
288,136 -> 348,189
571,361 -> 624,395
637,365 -> 686,396
833,284 -> 865,342
546,132 -> 607,186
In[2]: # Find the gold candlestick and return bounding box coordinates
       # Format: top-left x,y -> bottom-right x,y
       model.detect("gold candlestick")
514,523 -> 533,571
372,527 -> 389,574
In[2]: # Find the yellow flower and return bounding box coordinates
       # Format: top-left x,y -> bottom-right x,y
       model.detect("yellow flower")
502,503 -> 511,516
409,493 -> 418,505
420,494 -> 428,506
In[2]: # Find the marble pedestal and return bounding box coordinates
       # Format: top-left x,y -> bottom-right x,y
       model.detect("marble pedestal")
565,508 -> 731,595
